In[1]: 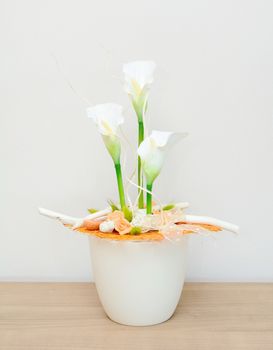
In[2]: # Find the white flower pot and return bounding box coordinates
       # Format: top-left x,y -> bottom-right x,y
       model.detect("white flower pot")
89,235 -> 188,326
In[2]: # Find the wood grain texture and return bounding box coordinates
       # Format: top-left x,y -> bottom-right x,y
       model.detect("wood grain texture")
0,283 -> 272,350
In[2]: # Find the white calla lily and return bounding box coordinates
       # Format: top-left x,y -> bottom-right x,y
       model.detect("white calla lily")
87,103 -> 124,164
123,61 -> 156,208
123,61 -> 156,120
138,130 -> 187,185
123,60 -> 156,97
87,103 -> 128,212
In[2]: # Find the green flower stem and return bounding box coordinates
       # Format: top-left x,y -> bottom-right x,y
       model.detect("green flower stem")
138,120 -> 144,208
114,162 -> 126,211
146,183 -> 153,214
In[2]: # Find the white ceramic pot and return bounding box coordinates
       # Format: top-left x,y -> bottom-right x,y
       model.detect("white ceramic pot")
89,235 -> 188,326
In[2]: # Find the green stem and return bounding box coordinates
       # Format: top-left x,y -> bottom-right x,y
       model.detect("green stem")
146,183 -> 153,215
138,120 -> 144,208
115,163 -> 126,211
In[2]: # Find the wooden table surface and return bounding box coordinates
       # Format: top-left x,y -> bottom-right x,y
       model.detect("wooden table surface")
0,283 -> 272,350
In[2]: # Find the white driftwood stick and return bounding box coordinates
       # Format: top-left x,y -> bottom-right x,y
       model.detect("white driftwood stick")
94,215 -> 107,222
38,208 -> 80,225
73,207 -> 112,230
38,207 -> 111,229
184,215 -> 239,234
84,207 -> 111,220
71,207 -> 112,229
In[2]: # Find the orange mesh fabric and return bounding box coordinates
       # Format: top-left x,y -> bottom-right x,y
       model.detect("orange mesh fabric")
178,223 -> 222,233
76,227 -> 164,241
71,223 -> 222,241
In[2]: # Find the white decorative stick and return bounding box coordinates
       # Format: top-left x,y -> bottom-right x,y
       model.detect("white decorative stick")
72,207 -> 112,228
84,207 -> 111,220
38,207 -> 111,229
38,208 -> 80,226
94,216 -> 107,222
184,215 -> 239,234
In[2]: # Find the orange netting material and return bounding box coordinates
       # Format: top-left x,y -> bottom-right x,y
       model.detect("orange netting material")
73,223 -> 222,241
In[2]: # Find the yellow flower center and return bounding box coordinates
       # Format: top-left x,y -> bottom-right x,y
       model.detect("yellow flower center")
101,119 -> 114,135
131,79 -> 142,97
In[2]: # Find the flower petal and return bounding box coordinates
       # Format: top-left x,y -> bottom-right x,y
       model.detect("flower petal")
87,103 -> 124,136
137,135 -> 154,161
150,130 -> 188,148
102,135 -> 121,164
138,130 -> 187,184
123,61 -> 156,96
138,135 -> 164,183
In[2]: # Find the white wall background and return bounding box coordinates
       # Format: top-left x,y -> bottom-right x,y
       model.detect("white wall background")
1,0 -> 273,282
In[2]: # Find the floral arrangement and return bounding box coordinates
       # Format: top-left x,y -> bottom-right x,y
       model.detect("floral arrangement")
39,61 -> 238,240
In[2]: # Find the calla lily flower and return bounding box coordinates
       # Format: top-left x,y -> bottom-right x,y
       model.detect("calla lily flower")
138,130 -> 187,214
87,103 -> 127,212
123,60 -> 156,120
87,103 -> 124,164
138,130 -> 187,185
123,61 -> 156,208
